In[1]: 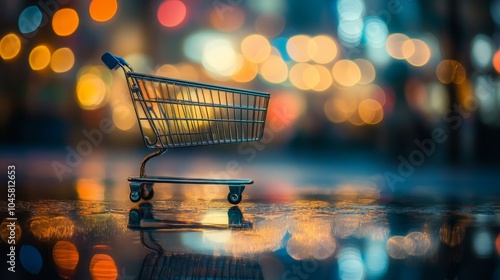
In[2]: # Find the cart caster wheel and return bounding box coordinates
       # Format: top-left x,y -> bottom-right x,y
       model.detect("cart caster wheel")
130,191 -> 141,203
227,192 -> 242,205
141,183 -> 154,200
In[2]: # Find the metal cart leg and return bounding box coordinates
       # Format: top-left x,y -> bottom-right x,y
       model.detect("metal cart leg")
227,185 -> 245,205
128,148 -> 167,202
140,148 -> 167,177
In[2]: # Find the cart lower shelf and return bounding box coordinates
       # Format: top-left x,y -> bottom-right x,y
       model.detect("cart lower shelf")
128,176 -> 251,204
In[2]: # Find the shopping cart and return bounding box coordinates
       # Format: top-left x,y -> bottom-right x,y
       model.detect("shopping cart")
102,52 -> 270,204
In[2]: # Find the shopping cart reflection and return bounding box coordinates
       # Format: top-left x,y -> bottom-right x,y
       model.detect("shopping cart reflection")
128,205 -> 263,279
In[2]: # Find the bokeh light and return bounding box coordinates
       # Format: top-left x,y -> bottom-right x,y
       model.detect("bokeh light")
202,38 -> 240,77
332,59 -> 361,87
471,34 -> 494,70
354,59 -> 376,85
89,0 -> 118,22
30,216 -> 74,241
241,34 -> 271,64
18,6 -> 43,34
358,99 -> 384,125
364,17 -> 388,48
308,35 -> 337,64
255,13 -> 285,38
386,236 -> 408,259
90,254 -> 118,280
77,73 -> 107,110
0,33 -> 21,60
210,6 -> 245,32
259,55 -> 287,84
287,35 -> 312,62
289,63 -> 320,90
52,8 -> 79,36
1,218 -> 22,243
112,104 -> 135,131
338,247 -> 364,280
403,39 -> 431,66
29,45 -> 51,71
493,49 -> 500,73
312,65 -> 333,92
324,94 -> 358,123
232,58 -> 258,83
403,231 -> 431,256
53,241 -> 79,271
157,0 -> 187,28
386,33 -> 410,60
76,178 -> 105,200
50,48 -> 75,73
436,59 -> 466,84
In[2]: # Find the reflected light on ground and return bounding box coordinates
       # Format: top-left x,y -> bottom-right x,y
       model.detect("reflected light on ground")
255,13 -> 285,37
52,8 -> 79,36
30,216 -> 74,241
332,60 -> 361,87
286,217 -> 336,260
308,35 -> 337,64
157,0 -> 187,28
90,254 -> 118,280
90,0 -> 118,22
386,236 -> 408,259
332,183 -> 381,202
50,47 -> 75,73
439,222 -> 466,247
403,231 -> 431,256
473,228 -> 494,258
1,218 -> 22,243
210,6 -> 245,32
241,34 -> 271,64
365,241 -> 388,278
53,241 -> 79,275
29,45 -> 51,71
436,60 -> 466,84
386,33 -> 410,59
76,178 -> 105,200
77,73 -> 107,110
20,245 -> 43,275
287,35 -> 312,62
259,55 -> 287,84
338,247 -> 365,280
226,217 -> 287,256
0,33 -> 21,60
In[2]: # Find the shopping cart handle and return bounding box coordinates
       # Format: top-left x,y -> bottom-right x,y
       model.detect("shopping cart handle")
101,52 -> 128,70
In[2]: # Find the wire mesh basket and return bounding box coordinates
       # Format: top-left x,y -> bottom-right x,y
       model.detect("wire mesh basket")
102,52 -> 270,204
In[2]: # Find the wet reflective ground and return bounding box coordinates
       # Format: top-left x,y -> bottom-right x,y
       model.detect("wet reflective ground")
1,151 -> 500,279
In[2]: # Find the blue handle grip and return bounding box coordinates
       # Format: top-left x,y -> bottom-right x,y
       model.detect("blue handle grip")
101,52 -> 128,70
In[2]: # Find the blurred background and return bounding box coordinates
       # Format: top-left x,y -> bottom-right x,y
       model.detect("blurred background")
1,0 -> 500,170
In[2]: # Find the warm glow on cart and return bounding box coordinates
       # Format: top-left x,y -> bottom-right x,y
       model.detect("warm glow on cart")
29,45 -> 51,70
0,33 -> 21,60
89,0 -> 118,22
50,48 -> 75,73
52,8 -> 79,36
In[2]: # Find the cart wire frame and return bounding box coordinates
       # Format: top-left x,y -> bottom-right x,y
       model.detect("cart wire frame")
102,52 -> 270,204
